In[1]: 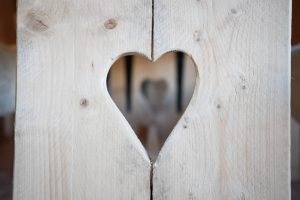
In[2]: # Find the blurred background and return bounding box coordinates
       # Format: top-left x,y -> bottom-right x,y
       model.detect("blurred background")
108,52 -> 196,161
0,1 -> 16,199
0,0 -> 299,199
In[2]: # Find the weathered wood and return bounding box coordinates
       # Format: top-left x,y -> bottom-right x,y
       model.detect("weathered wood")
15,0 -> 151,199
15,0 -> 291,199
153,0 -> 291,199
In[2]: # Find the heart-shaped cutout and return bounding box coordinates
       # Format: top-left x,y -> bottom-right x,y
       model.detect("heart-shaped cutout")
107,52 -> 197,161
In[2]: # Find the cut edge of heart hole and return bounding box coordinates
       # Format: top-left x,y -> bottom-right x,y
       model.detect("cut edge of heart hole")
106,50 -> 200,162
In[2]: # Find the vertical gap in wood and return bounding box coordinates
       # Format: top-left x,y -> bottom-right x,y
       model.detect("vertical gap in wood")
150,161 -> 153,200
125,56 -> 133,112
150,0 -> 154,198
176,52 -> 184,112
151,0 -> 154,60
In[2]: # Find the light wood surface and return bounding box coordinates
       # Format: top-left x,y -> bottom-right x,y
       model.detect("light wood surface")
153,0 -> 291,199
15,0 -> 151,199
15,0 -> 291,199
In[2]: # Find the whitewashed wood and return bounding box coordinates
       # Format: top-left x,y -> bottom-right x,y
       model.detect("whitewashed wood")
153,0 -> 291,199
15,0 -> 151,199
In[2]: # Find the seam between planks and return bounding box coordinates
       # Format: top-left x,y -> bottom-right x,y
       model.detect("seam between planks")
151,0 -> 154,61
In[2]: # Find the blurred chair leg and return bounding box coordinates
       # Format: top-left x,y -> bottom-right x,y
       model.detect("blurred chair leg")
2,113 -> 14,138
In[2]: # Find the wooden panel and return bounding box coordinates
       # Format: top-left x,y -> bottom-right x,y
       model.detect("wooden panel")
153,0 -> 291,199
15,0 -> 151,199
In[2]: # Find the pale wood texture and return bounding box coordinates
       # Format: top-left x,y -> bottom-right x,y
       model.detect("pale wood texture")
153,0 -> 291,199
15,0 -> 291,199
15,0 -> 151,199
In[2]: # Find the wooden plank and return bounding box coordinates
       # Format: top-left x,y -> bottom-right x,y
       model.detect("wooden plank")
153,0 -> 291,199
15,0 -> 151,199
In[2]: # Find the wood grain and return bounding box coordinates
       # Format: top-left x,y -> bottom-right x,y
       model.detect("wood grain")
15,0 -> 151,199
15,0 -> 291,199
153,0 -> 291,199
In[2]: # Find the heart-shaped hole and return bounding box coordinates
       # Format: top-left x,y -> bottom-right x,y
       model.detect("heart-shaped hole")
107,52 -> 197,161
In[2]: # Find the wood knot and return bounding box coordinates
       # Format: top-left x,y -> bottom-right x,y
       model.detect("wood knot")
104,18 -> 118,30
25,11 -> 49,32
240,192 -> 246,200
80,98 -> 88,107
193,30 -> 201,42
231,9 -> 237,14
